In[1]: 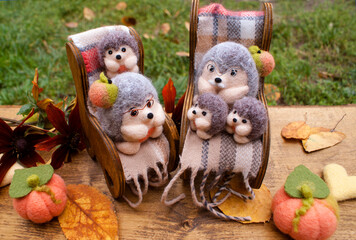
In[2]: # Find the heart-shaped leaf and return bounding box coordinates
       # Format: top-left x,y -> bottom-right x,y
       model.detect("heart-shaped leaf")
9,165 -> 54,198
284,165 -> 329,199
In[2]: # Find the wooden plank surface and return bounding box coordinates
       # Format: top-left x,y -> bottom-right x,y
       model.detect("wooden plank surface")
0,105 -> 355,239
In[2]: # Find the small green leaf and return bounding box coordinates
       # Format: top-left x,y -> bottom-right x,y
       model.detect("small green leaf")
9,165 -> 54,198
17,103 -> 35,116
284,165 -> 330,199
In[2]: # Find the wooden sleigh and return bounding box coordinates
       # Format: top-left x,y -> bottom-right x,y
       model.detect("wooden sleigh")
66,26 -> 179,198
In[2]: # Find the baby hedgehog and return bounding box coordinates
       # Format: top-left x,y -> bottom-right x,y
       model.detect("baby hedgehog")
97,30 -> 140,79
226,97 -> 267,144
188,93 -> 228,140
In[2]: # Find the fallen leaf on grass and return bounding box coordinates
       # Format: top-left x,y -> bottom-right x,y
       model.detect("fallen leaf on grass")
318,71 -> 341,81
185,21 -> 190,31
161,23 -> 170,35
174,10 -> 180,18
302,130 -> 346,152
176,51 -> 189,57
83,7 -> 95,21
264,83 -> 281,102
58,184 -> 118,240
212,184 -> 272,223
115,2 -> 127,10
281,121 -> 311,140
65,22 -> 78,28
121,16 -> 136,26
164,9 -> 171,16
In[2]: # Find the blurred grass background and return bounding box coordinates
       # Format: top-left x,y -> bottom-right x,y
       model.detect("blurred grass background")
0,0 -> 355,106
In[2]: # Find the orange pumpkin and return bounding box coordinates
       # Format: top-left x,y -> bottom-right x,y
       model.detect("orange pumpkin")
13,174 -> 67,223
272,186 -> 339,240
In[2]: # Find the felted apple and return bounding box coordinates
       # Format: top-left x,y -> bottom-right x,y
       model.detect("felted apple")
272,165 -> 339,240
249,46 -> 275,77
88,72 -> 119,108
9,165 -> 67,224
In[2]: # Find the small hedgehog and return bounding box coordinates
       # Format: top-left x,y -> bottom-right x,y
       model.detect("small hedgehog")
98,30 -> 140,79
187,93 -> 228,140
92,72 -> 165,155
226,97 -> 267,144
195,42 -> 259,105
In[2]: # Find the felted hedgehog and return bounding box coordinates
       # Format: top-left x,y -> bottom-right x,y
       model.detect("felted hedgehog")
226,96 -> 267,144
97,31 -> 140,79
187,93 -> 228,140
89,72 -> 165,155
196,42 -> 259,105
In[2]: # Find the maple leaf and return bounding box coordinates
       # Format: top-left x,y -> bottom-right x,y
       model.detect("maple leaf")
162,78 -> 176,114
59,184 -> 118,240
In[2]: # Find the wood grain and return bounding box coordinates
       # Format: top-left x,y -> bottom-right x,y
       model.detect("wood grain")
0,105 -> 355,239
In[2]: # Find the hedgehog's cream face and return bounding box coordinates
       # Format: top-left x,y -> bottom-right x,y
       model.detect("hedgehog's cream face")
120,95 -> 165,142
104,45 -> 136,74
227,110 -> 252,137
187,103 -> 212,131
198,61 -> 249,92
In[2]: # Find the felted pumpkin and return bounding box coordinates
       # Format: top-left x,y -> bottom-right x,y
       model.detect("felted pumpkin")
9,165 -> 67,224
272,165 -> 339,240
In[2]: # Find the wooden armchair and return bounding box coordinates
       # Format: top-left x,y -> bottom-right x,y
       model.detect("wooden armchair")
180,1 -> 273,189
66,26 -> 179,198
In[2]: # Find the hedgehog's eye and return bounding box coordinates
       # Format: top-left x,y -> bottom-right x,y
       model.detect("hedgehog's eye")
147,99 -> 154,108
233,110 -> 237,114
121,47 -> 126,52
207,64 -> 215,73
195,103 -> 198,107
108,50 -> 113,55
242,119 -> 248,124
130,109 -> 139,117
231,69 -> 237,76
202,111 -> 207,116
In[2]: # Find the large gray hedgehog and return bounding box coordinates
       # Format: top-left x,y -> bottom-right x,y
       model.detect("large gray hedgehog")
187,93 -> 228,140
92,72 -> 165,155
97,30 -> 140,79
226,96 -> 267,144
195,42 -> 259,105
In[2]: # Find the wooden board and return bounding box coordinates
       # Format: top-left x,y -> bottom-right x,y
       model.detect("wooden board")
0,105 -> 355,239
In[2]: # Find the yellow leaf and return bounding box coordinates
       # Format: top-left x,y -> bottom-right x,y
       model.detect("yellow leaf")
264,83 -> 281,102
65,22 -> 78,28
59,185 -> 118,240
176,51 -> 189,57
302,130 -> 345,152
184,21 -> 190,31
115,2 -> 127,11
281,121 -> 311,140
211,184 -> 272,223
161,23 -> 170,35
37,98 -> 54,110
164,9 -> 171,16
83,7 -> 95,21
143,33 -> 155,40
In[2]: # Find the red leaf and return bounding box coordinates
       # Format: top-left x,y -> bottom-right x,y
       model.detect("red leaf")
0,151 -> 17,184
172,91 -> 186,124
162,78 -> 176,113
69,102 -> 81,133
19,151 -> 45,167
51,145 -> 70,169
0,118 -> 13,139
46,103 -> 70,135
17,108 -> 35,128
35,134 -> 66,151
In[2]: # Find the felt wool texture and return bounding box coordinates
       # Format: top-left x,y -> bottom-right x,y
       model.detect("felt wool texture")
272,187 -> 338,240
195,42 -> 259,100
249,46 -> 275,77
188,93 -> 228,139
228,97 -> 267,141
94,72 -> 159,143
88,73 -> 119,109
13,174 -> 67,224
323,163 -> 356,201
120,134 -> 169,208
162,129 -> 262,221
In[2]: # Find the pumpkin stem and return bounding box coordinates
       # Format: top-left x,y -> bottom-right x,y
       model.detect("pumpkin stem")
33,185 -> 62,204
292,184 -> 314,232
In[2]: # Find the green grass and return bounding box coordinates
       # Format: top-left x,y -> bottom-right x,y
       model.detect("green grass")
0,0 -> 355,106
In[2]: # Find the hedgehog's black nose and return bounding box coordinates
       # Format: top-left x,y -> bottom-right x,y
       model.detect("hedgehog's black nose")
147,113 -> 154,119
116,55 -> 121,60
192,110 -> 197,115
215,77 -> 222,83
233,118 -> 237,123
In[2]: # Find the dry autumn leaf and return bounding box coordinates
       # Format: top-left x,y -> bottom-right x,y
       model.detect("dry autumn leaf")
176,51 -> 189,57
302,129 -> 346,152
115,2 -> 127,10
281,121 -> 311,140
185,21 -> 190,31
164,9 -> 171,16
65,22 -> 78,28
58,184 -> 118,240
121,16 -> 136,26
211,183 -> 272,223
83,7 -> 95,21
174,10 -> 180,18
161,23 -> 170,35
264,83 -> 281,102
